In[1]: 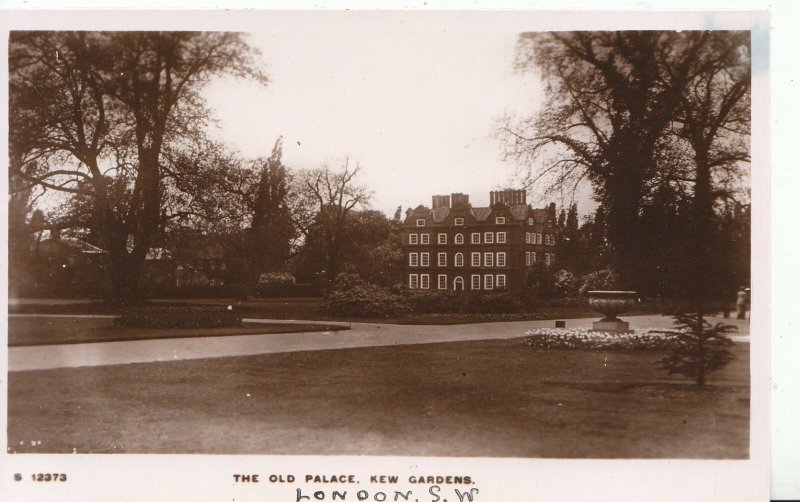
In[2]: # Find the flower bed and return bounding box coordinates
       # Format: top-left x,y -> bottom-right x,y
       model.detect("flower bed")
525,327 -> 683,351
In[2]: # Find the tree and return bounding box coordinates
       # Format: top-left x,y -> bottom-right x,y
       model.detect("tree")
9,31 -> 267,300
247,137 -> 295,285
502,32 -> 719,288
669,32 -> 751,311
295,159 -> 372,289
659,313 -> 736,387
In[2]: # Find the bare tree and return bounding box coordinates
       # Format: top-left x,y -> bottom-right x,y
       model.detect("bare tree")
296,158 -> 372,289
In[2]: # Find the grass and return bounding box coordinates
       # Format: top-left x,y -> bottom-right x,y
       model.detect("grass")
7,338 -> 749,457
7,317 -> 348,346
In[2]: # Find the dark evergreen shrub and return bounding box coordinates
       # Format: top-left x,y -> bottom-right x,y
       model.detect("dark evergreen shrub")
116,306 -> 242,329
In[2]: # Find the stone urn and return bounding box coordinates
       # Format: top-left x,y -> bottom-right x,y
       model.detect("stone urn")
587,290 -> 638,332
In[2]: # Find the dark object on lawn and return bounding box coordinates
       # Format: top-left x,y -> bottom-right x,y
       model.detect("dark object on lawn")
555,320 -> 566,328
116,306 -> 243,329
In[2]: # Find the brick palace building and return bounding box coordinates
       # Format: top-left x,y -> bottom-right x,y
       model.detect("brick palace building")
401,189 -> 557,292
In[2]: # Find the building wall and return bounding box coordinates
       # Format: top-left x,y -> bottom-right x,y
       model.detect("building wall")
400,192 -> 557,292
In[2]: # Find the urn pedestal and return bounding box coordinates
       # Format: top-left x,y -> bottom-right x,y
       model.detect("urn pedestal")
587,291 -> 638,333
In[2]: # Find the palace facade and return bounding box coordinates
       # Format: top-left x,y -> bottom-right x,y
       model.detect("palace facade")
401,189 -> 557,292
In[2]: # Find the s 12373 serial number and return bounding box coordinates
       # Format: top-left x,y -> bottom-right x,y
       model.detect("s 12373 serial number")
32,473 -> 67,482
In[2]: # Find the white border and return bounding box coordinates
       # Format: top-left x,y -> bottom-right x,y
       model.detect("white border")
0,6 -> 779,501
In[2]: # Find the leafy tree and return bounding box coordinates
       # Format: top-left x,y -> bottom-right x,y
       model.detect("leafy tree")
668,32 -> 751,311
9,31 -> 267,301
502,32 -> 728,288
244,138 -> 295,287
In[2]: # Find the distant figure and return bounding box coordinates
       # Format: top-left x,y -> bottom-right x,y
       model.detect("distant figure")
736,288 -> 748,319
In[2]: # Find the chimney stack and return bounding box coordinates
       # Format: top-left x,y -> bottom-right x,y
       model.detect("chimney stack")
432,194 -> 451,209
451,193 -> 470,208
490,189 -> 527,206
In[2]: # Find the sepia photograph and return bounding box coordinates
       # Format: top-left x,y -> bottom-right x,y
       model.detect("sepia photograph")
1,7 -> 773,501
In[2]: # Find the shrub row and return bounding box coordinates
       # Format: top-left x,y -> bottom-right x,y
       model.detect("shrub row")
116,306 -> 243,329
403,290 -> 531,314
326,285 -> 537,318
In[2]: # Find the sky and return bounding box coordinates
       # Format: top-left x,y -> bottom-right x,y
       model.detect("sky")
201,23 -> 575,218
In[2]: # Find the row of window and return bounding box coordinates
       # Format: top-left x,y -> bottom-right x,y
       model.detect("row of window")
408,232 -> 509,245
417,216 -> 509,227
408,273 -> 507,290
415,216 -> 547,227
524,233 -> 555,245
409,252 -> 508,268
525,252 -> 555,266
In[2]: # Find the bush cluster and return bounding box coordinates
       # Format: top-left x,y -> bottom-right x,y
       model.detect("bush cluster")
578,268 -> 620,295
403,290 -> 530,314
326,283 -> 412,318
116,306 -> 242,329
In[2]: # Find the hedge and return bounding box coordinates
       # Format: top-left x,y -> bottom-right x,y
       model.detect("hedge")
116,306 -> 242,329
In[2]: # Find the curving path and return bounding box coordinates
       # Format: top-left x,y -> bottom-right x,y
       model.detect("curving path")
7,314 -> 750,372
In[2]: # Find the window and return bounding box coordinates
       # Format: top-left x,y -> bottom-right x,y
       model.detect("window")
420,274 -> 430,289
471,233 -> 480,244
471,275 -> 481,290
416,219 -> 426,227
438,233 -> 447,245
531,252 -> 537,263
438,252 -> 447,267
455,233 -> 464,244
421,234 -> 430,244
497,252 -> 506,267
438,274 -> 447,290
409,274 -> 419,289
496,274 -> 506,289
409,252 -> 419,267
497,232 -> 506,244
545,234 -> 551,246
484,232 -> 494,244
495,216 -> 506,224
455,253 -> 464,267
454,217 -> 464,226
545,253 -> 551,266
471,252 -> 481,267
525,232 -> 531,244
525,252 -> 531,266
484,274 -> 494,290
409,233 -> 418,245
420,252 -> 430,267
536,233 -> 543,245
528,217 -> 534,226
484,252 -> 494,267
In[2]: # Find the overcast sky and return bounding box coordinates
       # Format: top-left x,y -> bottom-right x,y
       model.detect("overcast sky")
202,26 -> 570,217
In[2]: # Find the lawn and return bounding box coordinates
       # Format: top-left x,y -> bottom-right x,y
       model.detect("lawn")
7,317 -> 348,346
7,338 -> 749,458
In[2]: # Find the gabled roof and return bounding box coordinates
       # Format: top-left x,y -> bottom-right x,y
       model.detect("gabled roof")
432,207 -> 450,222
471,207 -> 492,221
509,204 -> 530,221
